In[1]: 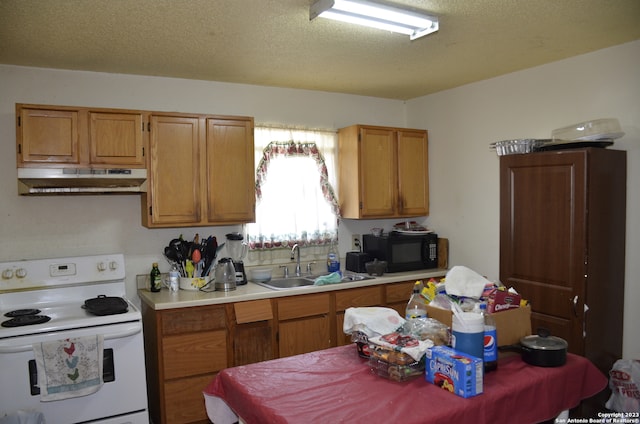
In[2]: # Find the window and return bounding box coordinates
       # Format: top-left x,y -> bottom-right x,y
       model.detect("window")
246,126 -> 340,253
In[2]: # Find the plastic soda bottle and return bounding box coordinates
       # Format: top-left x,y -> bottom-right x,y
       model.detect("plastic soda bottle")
405,281 -> 427,319
480,303 -> 498,372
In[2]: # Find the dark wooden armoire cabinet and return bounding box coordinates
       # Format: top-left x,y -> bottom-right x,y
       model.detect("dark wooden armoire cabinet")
499,147 -> 626,379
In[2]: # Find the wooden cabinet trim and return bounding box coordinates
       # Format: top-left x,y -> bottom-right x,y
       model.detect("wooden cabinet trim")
277,293 -> 330,320
335,286 -> 383,311
161,305 -> 226,335
234,299 -> 273,324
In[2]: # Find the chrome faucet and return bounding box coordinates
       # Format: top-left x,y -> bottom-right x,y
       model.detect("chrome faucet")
291,243 -> 301,276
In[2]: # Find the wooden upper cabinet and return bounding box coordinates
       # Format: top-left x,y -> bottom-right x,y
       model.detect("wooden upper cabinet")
89,111 -> 145,166
338,124 -> 429,219
142,113 -> 255,228
144,114 -> 201,226
397,130 -> 429,216
18,106 -> 80,164
17,104 -> 146,168
206,118 -> 255,223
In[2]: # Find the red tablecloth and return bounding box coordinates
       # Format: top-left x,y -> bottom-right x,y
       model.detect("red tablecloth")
204,345 -> 607,424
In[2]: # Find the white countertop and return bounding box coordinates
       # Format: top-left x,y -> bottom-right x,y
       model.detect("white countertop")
138,269 -> 447,310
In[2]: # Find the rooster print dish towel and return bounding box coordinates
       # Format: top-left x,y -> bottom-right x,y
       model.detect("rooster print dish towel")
33,335 -> 104,401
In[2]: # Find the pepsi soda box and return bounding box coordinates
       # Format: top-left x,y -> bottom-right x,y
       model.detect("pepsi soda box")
425,346 -> 483,398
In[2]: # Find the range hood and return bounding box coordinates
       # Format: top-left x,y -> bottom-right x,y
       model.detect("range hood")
17,168 -> 148,195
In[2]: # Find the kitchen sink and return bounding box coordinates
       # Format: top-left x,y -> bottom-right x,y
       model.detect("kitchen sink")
254,277 -> 315,290
253,273 -> 374,291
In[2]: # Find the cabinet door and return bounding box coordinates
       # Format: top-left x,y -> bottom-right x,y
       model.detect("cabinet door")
164,374 -> 214,424
89,111 -> 145,166
277,294 -> 330,357
359,127 -> 397,217
279,316 -> 330,358
147,115 -> 201,226
18,107 -> 80,164
205,118 -> 255,223
232,300 -> 275,366
500,151 -> 587,353
397,130 -> 429,216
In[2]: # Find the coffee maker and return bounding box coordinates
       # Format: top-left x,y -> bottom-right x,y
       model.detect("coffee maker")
225,232 -> 248,285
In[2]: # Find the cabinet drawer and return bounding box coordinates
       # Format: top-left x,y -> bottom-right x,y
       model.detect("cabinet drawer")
385,281 -> 415,304
335,286 -> 382,311
161,305 -> 226,335
234,299 -> 273,324
278,293 -> 330,320
162,330 -> 227,379
164,373 -> 214,423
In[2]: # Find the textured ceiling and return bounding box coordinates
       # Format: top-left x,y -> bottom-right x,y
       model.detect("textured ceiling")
1,0 -> 639,100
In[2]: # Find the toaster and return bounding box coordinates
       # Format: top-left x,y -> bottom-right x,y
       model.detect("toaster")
345,251 -> 371,273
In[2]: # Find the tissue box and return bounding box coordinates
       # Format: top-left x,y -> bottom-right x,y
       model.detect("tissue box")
426,304 -> 531,348
425,346 -> 483,398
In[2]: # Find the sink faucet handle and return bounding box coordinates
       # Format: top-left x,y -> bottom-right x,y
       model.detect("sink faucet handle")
279,265 -> 289,278
306,262 -> 316,275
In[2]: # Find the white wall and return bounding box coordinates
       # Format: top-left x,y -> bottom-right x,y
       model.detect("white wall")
406,40 -> 640,359
1,40 -> 637,359
0,65 -> 405,301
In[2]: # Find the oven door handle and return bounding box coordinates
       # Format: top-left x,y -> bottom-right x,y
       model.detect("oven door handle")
0,322 -> 142,354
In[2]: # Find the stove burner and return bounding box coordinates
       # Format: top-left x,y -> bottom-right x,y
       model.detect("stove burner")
4,309 -> 41,318
1,315 -> 51,328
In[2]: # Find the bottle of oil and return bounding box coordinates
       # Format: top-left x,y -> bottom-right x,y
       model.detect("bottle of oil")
150,262 -> 162,292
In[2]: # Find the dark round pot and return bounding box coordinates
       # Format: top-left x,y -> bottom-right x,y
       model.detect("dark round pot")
519,332 -> 568,367
500,328 -> 568,367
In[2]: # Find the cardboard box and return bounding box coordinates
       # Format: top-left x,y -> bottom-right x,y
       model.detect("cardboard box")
425,345 -> 483,398
426,304 -> 531,348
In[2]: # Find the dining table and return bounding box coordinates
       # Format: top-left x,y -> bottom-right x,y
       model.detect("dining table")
204,344 -> 608,424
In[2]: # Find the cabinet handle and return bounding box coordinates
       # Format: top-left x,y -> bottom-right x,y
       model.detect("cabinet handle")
572,295 -> 578,317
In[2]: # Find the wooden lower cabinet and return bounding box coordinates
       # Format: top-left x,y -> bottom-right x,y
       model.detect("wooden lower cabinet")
164,374 -> 216,424
229,300 -> 276,366
141,279 -> 445,423
142,303 -> 228,424
277,293 -> 331,357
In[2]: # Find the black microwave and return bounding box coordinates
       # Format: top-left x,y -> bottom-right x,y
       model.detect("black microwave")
362,232 -> 438,273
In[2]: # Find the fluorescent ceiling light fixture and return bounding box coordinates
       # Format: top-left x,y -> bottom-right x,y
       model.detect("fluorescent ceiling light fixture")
310,0 -> 439,40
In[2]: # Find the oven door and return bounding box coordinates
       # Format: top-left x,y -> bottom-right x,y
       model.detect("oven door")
0,321 -> 148,424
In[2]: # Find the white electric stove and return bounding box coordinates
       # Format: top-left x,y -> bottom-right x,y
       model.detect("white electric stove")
0,254 -> 149,424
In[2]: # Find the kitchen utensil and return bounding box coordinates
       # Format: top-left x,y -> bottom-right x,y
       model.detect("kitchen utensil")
192,248 -> 201,264
214,258 -> 236,292
226,232 -> 248,285
185,260 -> 194,278
499,328 -> 568,367
82,295 -> 128,316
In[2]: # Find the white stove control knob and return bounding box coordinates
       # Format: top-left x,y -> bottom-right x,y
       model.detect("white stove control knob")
109,261 -> 119,271
15,268 -> 27,279
2,269 -> 14,279
97,262 -> 107,271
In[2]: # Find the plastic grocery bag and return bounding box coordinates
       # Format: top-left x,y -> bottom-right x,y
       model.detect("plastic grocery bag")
605,359 -> 640,412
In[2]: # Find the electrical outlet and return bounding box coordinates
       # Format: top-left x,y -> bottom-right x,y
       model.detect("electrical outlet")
351,234 -> 361,251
